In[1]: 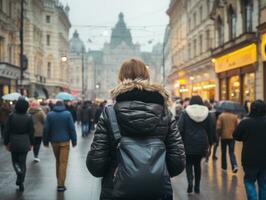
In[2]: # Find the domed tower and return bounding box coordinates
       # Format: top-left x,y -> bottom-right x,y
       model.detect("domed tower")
110,12 -> 133,49
69,30 -> 85,54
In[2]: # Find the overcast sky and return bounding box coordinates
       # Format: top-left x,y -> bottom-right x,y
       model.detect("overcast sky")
60,0 -> 170,52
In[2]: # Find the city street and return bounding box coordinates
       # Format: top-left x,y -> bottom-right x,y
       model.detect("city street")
0,126 -> 246,200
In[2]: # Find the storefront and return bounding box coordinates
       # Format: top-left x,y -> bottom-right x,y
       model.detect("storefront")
213,44 -> 257,104
261,33 -> 266,101
171,66 -> 216,101
0,63 -> 20,99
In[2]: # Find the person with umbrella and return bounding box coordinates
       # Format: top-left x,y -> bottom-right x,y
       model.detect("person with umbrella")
216,101 -> 239,173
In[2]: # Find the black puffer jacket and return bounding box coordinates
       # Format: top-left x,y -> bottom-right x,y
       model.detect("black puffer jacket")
178,105 -> 215,156
86,80 -> 185,200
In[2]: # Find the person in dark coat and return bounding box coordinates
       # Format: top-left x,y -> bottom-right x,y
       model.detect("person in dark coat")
233,100 -> 266,200
80,101 -> 93,136
4,97 -> 34,192
178,95 -> 215,194
86,59 -> 185,200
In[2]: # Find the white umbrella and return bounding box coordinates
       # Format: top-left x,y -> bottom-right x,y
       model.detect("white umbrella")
2,92 -> 22,101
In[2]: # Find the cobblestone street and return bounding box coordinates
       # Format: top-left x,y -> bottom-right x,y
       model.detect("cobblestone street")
0,126 -> 246,200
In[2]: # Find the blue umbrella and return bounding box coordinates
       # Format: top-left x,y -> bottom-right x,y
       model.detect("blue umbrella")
55,92 -> 74,101
214,101 -> 246,114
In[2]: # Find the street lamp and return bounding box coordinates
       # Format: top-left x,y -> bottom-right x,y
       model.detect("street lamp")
61,56 -> 68,62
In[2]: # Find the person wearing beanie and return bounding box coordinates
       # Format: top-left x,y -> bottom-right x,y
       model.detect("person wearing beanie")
4,97 -> 34,192
43,100 -> 77,192
28,100 -> 46,162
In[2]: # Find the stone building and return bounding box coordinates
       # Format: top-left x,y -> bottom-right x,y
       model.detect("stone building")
69,30 -> 94,100
167,0 -> 216,101
89,13 -> 163,100
22,0 -> 71,98
210,0 -> 260,104
0,0 -> 21,98
167,0 -> 266,103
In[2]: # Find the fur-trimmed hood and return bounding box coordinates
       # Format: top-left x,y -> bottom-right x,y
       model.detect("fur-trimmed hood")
110,79 -> 170,105
185,105 -> 209,122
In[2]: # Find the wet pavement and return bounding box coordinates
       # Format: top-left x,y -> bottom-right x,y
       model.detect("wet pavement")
0,125 -> 246,200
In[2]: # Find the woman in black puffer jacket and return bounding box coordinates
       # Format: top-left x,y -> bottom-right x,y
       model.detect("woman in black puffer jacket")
4,97 -> 34,192
86,59 -> 185,200
178,96 -> 215,194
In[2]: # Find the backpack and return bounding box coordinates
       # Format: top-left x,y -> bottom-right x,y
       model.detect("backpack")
106,105 -> 172,199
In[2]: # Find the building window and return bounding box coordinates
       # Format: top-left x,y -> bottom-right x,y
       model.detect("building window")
0,0 -> 3,11
193,39 -> 197,57
47,62 -> 51,78
8,1 -> 12,17
46,34 -> 50,46
228,5 -> 237,40
243,0 -> 253,32
199,6 -> 203,22
206,29 -> 211,50
217,16 -> 224,46
188,43 -> 191,59
199,34 -> 203,54
46,15 -> 51,23
8,45 -> 12,63
188,18 -> 191,31
0,37 -> 4,61
207,0 -> 210,13
193,12 -> 197,28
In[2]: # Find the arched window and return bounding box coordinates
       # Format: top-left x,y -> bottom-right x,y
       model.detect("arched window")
228,5 -> 237,39
242,0 -> 253,32
217,16 -> 224,45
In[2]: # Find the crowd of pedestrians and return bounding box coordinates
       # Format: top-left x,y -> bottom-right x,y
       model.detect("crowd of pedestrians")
0,58 -> 266,200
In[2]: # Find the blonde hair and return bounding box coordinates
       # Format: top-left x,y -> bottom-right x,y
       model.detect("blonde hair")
118,59 -> 150,82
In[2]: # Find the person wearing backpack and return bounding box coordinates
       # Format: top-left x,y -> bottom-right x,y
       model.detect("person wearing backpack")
178,95 -> 215,194
86,59 -> 185,200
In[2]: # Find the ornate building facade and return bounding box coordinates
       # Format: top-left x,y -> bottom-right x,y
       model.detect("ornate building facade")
167,0 -> 266,103
0,0 -> 21,98
89,13 -> 163,100
22,0 -> 71,98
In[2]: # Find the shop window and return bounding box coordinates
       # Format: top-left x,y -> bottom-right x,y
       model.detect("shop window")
243,72 -> 255,102
242,0 -> 253,32
229,75 -> 241,102
217,16 -> 224,46
220,79 -> 227,100
228,5 -> 237,40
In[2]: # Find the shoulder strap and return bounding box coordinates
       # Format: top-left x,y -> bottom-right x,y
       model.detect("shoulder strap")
105,105 -> 121,142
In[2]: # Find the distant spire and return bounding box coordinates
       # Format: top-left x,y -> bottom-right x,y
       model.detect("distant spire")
73,30 -> 79,38
119,12 -> 124,20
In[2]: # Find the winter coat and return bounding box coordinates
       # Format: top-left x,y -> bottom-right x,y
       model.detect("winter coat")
233,116 -> 266,168
0,105 -> 11,124
86,79 -> 185,200
4,113 -> 34,152
80,105 -> 93,123
216,112 -> 238,139
43,105 -> 77,146
178,105 -> 215,156
28,108 -> 46,137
